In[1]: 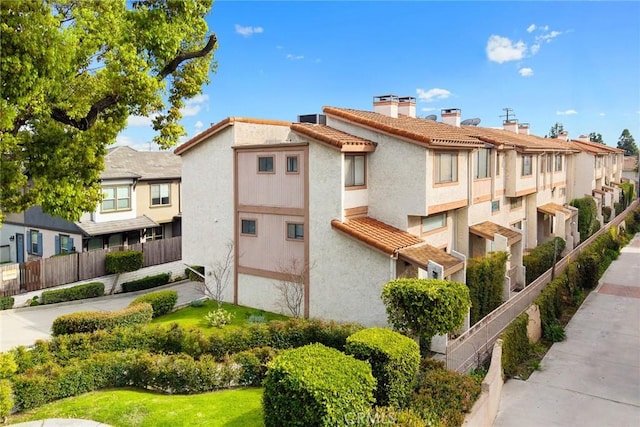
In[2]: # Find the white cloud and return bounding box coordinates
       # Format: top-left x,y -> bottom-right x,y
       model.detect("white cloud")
235,24 -> 263,37
519,67 -> 534,77
416,88 -> 451,102
194,121 -> 204,129
181,94 -> 209,117
286,54 -> 304,60
599,113 -> 606,117
526,24 -> 536,33
530,43 -> 541,55
486,35 -> 527,63
542,25 -> 549,31
276,45 -> 284,50
115,135 -> 134,146
537,30 -> 562,43
420,107 -> 436,112
127,114 -> 156,127
185,94 -> 209,105
557,109 -> 578,116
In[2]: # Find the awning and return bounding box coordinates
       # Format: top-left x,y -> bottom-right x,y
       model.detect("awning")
602,185 -> 615,192
469,221 -> 522,246
331,217 -> 422,255
538,202 -> 574,217
398,244 -> 465,277
76,215 -> 159,237
592,188 -> 606,195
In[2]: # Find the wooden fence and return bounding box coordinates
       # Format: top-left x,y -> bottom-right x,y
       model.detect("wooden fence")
0,236 -> 182,297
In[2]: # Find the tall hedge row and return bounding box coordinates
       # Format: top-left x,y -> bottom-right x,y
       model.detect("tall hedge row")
121,273 -> 171,293
523,237 -> 565,285
51,303 -> 153,336
501,313 -> 531,378
41,282 -> 104,305
105,250 -> 143,274
466,251 -> 508,324
570,197 -> 600,242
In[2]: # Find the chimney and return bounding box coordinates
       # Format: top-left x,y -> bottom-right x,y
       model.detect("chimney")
503,119 -> 519,134
557,130 -> 569,141
441,108 -> 461,127
398,96 -> 416,118
373,95 -> 399,118
577,134 -> 590,143
518,123 -> 530,135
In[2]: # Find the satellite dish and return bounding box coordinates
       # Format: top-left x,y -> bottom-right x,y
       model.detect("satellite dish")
460,119 -> 474,126
470,118 -> 481,126
425,114 -> 437,121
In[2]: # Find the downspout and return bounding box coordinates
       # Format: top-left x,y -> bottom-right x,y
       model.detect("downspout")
389,252 -> 398,280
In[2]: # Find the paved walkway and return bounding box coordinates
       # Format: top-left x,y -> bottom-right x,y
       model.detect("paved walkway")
494,234 -> 640,426
11,419 -> 111,427
0,280 -> 203,352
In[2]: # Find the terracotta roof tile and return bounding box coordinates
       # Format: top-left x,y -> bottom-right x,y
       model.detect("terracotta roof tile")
291,123 -> 377,152
323,107 -> 485,147
569,139 -> 625,155
469,221 -> 522,246
398,244 -> 464,277
331,217 -> 423,254
462,126 -> 577,152
537,202 -> 574,217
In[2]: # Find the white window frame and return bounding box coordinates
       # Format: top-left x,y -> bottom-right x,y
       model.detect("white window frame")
475,148 -> 491,179
555,155 -> 563,172
101,185 -> 131,212
150,183 -> 171,207
522,155 -> 532,176
286,155 -> 299,173
435,152 -> 458,184
344,154 -> 366,187
286,223 -> 304,240
421,214 -> 447,233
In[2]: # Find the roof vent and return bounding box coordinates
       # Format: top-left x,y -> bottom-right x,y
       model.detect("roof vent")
297,114 -> 326,125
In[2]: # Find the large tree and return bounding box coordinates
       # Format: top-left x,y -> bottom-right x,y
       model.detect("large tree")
0,0 -> 217,221
617,129 -> 638,156
589,132 -> 604,144
547,122 -> 564,138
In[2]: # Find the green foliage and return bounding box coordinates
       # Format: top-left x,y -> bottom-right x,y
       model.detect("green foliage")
617,129 -> 638,156
544,323 -> 566,342
620,182 -> 636,210
466,251 -> 508,324
231,347 -> 279,387
121,272 -> 171,293
205,308 -> 234,328
345,328 -> 420,408
0,353 -> 17,379
129,290 -> 178,318
548,122 -> 564,138
41,282 -> 104,305
263,343 -> 376,427
534,274 -> 567,334
571,197 -> 600,242
185,265 -> 205,282
602,206 -> 612,223
0,296 -> 14,310
410,358 -> 481,427
523,237 -> 565,284
29,296 -> 40,306
0,353 -> 17,419
624,205 -> 640,235
0,1 -> 216,221
51,303 -> 153,336
501,313 -> 533,378
381,278 -> 471,346
189,298 -> 205,307
364,406 -> 429,426
589,132 -> 603,143
105,251 -> 143,274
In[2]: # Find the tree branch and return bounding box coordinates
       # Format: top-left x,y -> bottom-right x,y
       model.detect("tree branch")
158,34 -> 217,79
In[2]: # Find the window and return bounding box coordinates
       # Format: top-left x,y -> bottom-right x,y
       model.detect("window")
512,221 -> 522,230
344,154 -> 365,187
241,219 -> 256,235
496,154 -> 501,176
560,187 -> 566,197
102,185 -> 131,212
151,183 -> 170,206
287,223 -> 304,240
55,234 -> 74,255
421,214 -> 446,233
435,152 -> 458,183
475,148 -> 491,179
286,156 -> 299,173
547,154 -> 552,172
540,155 -> 546,173
258,156 -> 274,173
595,156 -> 602,169
491,200 -> 500,213
613,155 -> 617,165
554,155 -> 563,172
146,226 -> 163,241
521,155 -> 532,176
27,229 -> 42,256
510,197 -> 522,210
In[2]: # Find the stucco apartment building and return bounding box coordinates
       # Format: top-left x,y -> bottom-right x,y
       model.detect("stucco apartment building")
175,95 -> 624,329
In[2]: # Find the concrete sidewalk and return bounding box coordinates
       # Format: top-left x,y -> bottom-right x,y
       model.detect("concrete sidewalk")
493,234 -> 640,426
0,281 -> 203,352
11,419 -> 111,427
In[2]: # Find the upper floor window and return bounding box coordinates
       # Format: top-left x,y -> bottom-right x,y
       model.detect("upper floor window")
435,152 -> 458,183
510,197 -> 523,210
554,155 -> 563,172
102,185 -> 130,212
540,155 -> 546,173
547,154 -> 552,172
421,213 -> 446,233
287,223 -> 304,240
258,156 -> 274,173
521,155 -> 532,176
595,156 -> 602,169
345,154 -> 365,187
151,183 -> 170,206
496,154 -> 501,176
491,200 -> 500,213
613,155 -> 617,165
27,229 -> 42,256
475,148 -> 491,179
241,219 -> 257,236
286,156 -> 299,173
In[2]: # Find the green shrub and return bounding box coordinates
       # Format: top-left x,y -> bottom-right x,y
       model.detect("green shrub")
544,323 -> 566,342
466,251 -> 508,324
205,308 -> 234,328
571,197 -> 599,242
576,249 -> 600,289
624,205 -> 640,235
602,206 -> 612,223
129,290 -> 178,318
121,273 -> 171,293
29,295 -> 40,306
0,353 -> 17,420
231,347 -> 278,387
185,265 -> 205,282
345,327 -> 420,408
105,250 -> 143,274
363,406 -> 429,426
263,343 -> 376,427
620,182 -> 635,209
523,237 -> 565,285
614,202 -> 624,216
0,296 -> 14,310
501,313 -> 532,377
41,282 -> 104,305
51,302 -> 153,335
190,298 -> 205,307
534,274 -> 567,334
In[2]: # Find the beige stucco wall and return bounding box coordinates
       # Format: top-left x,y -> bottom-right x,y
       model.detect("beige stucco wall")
92,178 -> 138,223
136,180 -> 181,224
572,152 -> 597,199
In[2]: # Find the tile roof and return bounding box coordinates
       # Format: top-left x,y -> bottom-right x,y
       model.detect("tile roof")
623,156 -> 638,171
102,146 -> 181,181
398,244 -> 464,277
331,217 -> 423,255
469,221 -> 522,246
290,123 -> 377,152
323,107 -> 485,148
462,126 -> 577,153
75,215 -> 158,236
569,139 -> 625,155
537,202 -> 574,217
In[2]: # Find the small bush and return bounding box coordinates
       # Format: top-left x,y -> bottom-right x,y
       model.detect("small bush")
345,327 -> 420,408
41,282 -> 104,305
571,197 -> 599,242
544,322 -> 566,342
105,250 -> 143,274
231,347 -> 278,386
602,206 -> 612,223
51,303 -> 153,335
205,308 -> 234,328
185,265 -> 205,282
263,343 -> 376,427
0,353 -> 17,420
523,237 -> 565,285
190,298 -> 205,307
129,290 -> 178,318
501,313 -> 532,378
0,296 -> 14,310
362,406 -> 430,426
121,273 -> 171,293
29,296 -> 40,306
534,274 -> 567,334
466,251 -> 508,324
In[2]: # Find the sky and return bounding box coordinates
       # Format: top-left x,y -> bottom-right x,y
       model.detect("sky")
117,0 -> 640,152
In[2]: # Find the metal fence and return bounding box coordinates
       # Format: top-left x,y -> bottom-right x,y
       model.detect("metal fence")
446,200 -> 639,373
0,236 -> 182,297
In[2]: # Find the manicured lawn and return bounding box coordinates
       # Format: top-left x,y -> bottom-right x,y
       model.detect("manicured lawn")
8,388 -> 264,427
151,300 -> 288,334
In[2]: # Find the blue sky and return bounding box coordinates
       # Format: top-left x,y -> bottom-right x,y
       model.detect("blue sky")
118,0 -> 640,151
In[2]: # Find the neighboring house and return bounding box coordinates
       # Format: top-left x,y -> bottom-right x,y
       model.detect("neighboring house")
622,155 -> 639,187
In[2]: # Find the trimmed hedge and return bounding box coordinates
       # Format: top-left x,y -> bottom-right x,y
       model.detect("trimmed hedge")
263,343 -> 376,427
345,327 -> 420,408
121,273 -> 171,293
41,282 -> 104,305
129,290 -> 178,318
105,250 -> 143,274
0,353 -> 17,419
0,296 -> 14,310
624,205 -> 640,235
619,182 -> 635,209
534,274 -> 567,337
523,237 -> 565,285
501,313 -> 532,378
466,251 -> 508,324
571,197 -> 600,241
231,346 -> 279,387
51,303 -> 153,336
